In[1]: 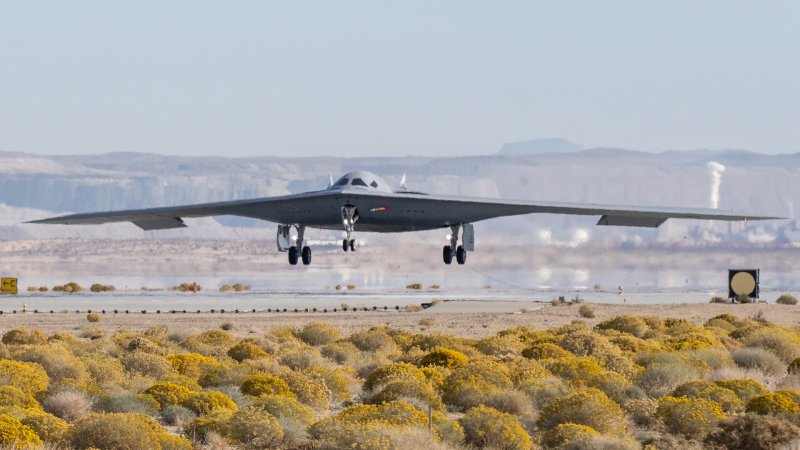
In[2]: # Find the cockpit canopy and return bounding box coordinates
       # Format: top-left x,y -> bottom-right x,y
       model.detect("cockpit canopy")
329,171 -> 394,193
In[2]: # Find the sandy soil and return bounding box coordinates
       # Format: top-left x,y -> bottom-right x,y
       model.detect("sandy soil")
1,302 -> 797,339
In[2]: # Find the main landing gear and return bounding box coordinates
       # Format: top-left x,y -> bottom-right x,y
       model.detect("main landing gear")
443,223 -> 468,265
341,204 -> 358,252
285,225 -> 311,266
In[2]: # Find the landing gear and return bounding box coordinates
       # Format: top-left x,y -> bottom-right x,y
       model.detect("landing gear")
443,224 -> 470,265
286,225 -> 312,266
456,245 -> 467,265
341,204 -> 359,253
443,246 -> 453,264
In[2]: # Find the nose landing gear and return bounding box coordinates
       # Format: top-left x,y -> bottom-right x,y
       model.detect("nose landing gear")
341,204 -> 358,252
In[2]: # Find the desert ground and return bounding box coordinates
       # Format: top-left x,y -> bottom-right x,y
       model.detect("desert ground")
2,302 -> 798,338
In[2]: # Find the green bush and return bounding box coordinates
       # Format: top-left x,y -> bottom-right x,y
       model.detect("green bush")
537,387 -> 626,434
705,413 -> 800,450
657,396 -> 726,438
459,405 -> 532,450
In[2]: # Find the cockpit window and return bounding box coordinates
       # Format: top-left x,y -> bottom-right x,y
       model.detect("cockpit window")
333,177 -> 349,186
351,178 -> 368,186
370,181 -> 378,188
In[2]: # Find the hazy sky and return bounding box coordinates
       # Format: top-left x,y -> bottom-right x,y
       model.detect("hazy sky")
1,1 -> 799,157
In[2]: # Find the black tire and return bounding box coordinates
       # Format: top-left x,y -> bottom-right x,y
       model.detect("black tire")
456,245 -> 467,265
301,246 -> 312,265
442,246 -> 453,264
342,239 -> 349,252
288,246 -> 299,265
349,239 -> 356,251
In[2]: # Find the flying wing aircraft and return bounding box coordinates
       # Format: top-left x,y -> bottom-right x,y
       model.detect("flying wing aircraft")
29,170 -> 781,266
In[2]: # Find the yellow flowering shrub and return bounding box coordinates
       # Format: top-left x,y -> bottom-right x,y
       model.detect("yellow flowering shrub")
182,390 -> 238,414
671,380 -> 744,412
0,386 -> 41,410
714,379 -> 768,403
0,359 -> 49,395
541,423 -> 599,449
281,370 -> 331,409
537,388 -> 626,434
442,359 -> 514,410
143,382 -> 193,408
18,409 -> 68,445
250,394 -> 315,427
476,334 -> 526,356
226,406 -> 284,446
10,344 -> 90,387
459,405 -> 532,450
80,354 -> 126,388
349,327 -> 401,354
185,408 -> 235,441
418,348 -> 468,368
664,329 -> 723,351
745,393 -> 799,417
521,343 -> 573,360
364,362 -> 428,392
226,341 -> 268,362
69,413 -> 170,450
241,373 -> 294,398
310,401 -> 430,448
596,315 -> 651,338
420,366 -> 448,390
1,328 -> 48,346
297,322 -> 341,346
161,374 -> 202,391
304,366 -> 352,403
165,353 -> 222,379
0,413 -> 42,448
656,396 -> 726,438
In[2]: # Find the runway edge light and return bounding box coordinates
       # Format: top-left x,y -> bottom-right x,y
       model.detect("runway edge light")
728,269 -> 759,299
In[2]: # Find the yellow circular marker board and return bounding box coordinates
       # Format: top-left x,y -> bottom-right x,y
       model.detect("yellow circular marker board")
728,269 -> 759,299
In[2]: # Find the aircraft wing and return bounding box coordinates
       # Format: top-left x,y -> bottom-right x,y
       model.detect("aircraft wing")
26,191 -> 330,230
354,191 -> 781,228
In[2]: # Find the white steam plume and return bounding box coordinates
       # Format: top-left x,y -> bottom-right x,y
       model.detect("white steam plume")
706,161 -> 726,209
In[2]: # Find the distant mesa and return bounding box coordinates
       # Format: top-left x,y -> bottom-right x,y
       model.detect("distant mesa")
499,138 -> 583,155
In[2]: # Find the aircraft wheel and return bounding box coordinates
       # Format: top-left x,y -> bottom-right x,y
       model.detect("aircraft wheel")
342,240 -> 349,252
301,246 -> 312,265
456,245 -> 467,265
288,246 -> 299,265
349,239 -> 356,251
442,246 -> 453,265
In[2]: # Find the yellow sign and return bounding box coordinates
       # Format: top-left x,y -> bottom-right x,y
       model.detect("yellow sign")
1,278 -> 18,295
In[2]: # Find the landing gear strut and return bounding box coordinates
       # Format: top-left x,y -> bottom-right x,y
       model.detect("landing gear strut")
443,223 -> 468,265
287,225 -> 311,266
341,204 -> 358,252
